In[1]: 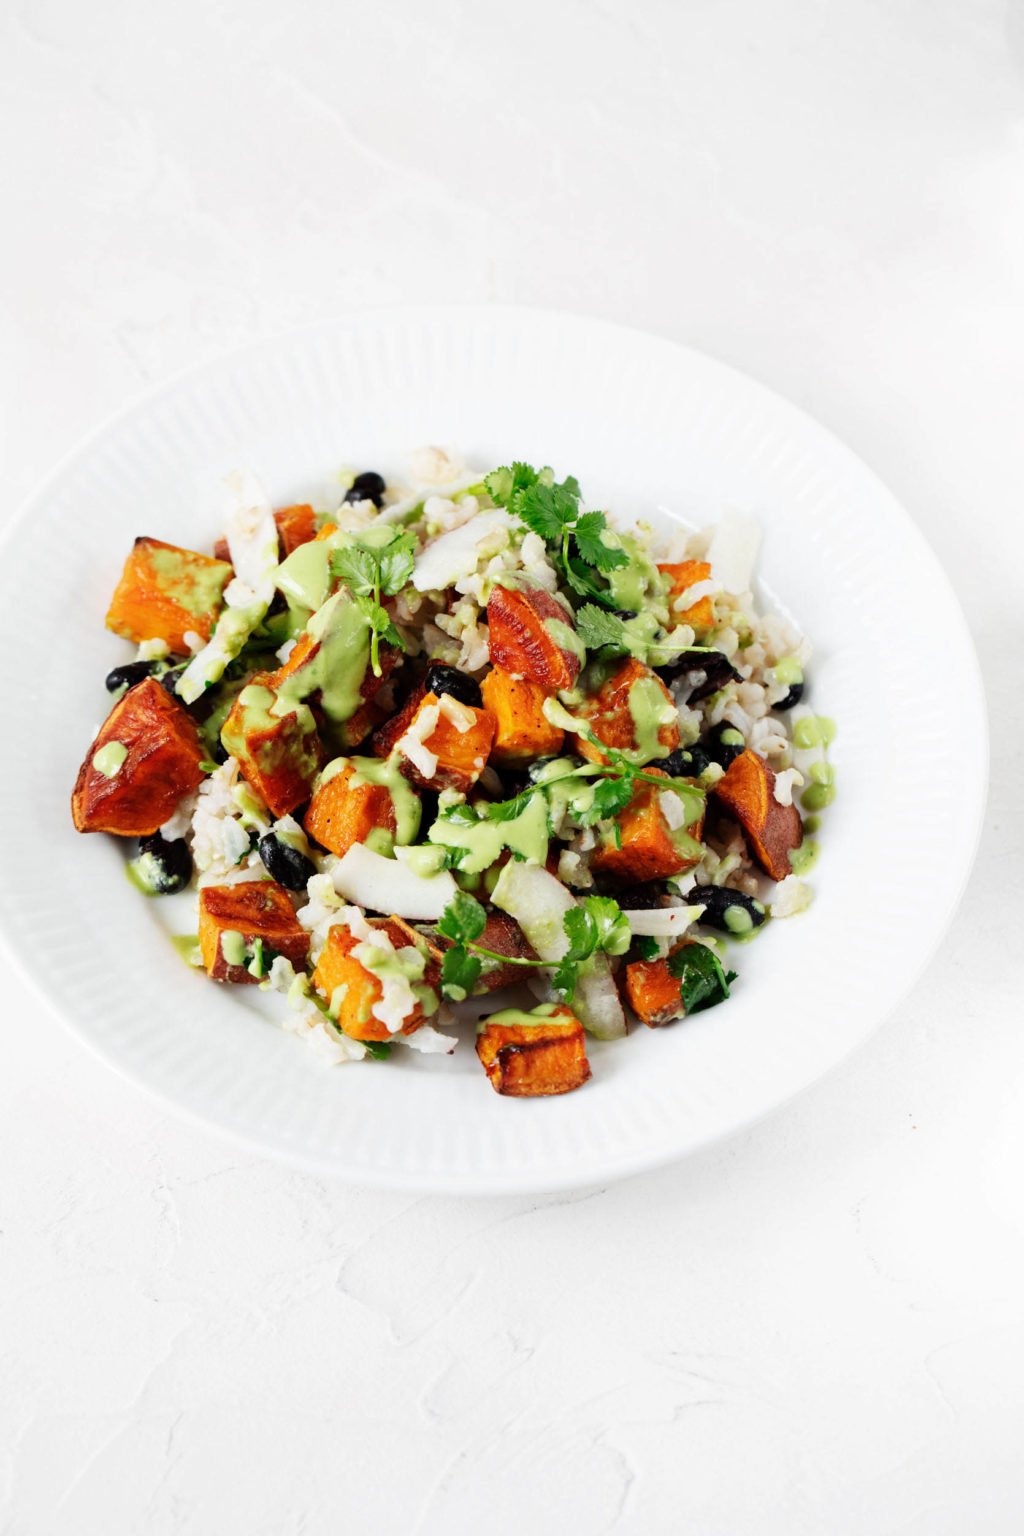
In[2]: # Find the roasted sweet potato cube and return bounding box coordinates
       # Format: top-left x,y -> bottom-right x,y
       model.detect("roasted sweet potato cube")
220,678 -> 324,819
198,880 -> 309,984
578,657 -> 680,766
590,769 -> 704,884
711,748 -> 802,881
312,916 -> 438,1041
303,761 -> 402,857
476,1005 -> 591,1096
658,559 -> 714,631
371,683 -> 428,758
481,666 -> 565,763
106,537 -> 232,656
71,677 -> 205,836
428,910 -> 536,994
214,503 -> 319,563
268,621 -> 399,752
487,584 -> 582,691
395,691 -> 496,793
625,950 -> 688,1027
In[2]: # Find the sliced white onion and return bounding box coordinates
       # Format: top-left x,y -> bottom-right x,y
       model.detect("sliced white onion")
330,843 -> 457,920
491,861 -> 626,1040
411,509 -> 516,592
621,905 -> 703,937
706,510 -> 762,595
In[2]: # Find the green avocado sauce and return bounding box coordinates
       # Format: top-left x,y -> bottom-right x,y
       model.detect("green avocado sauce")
789,839 -> 819,875
171,934 -> 204,967
274,537 -> 335,628
548,619 -> 586,666
601,533 -> 664,614
428,791 -> 550,874
92,741 -> 127,777
793,714 -> 837,750
478,1002 -> 567,1032
773,656 -> 804,686
627,676 -> 676,763
220,930 -> 247,967
147,545 -> 230,619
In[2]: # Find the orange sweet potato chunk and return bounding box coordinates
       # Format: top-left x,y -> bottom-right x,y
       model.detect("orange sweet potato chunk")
590,770 -> 703,884
198,881 -> 309,984
625,949 -> 688,1027
220,678 -> 324,819
71,677 -> 205,836
711,748 -> 802,881
214,504 -> 319,563
312,917 -> 438,1041
303,764 -> 399,857
658,559 -> 714,631
578,657 -> 679,766
396,692 -> 496,793
476,1005 -> 591,1096
487,585 -> 582,691
481,666 -> 564,763
106,537 -> 232,656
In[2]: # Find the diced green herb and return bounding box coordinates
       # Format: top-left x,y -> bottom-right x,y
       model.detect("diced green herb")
666,944 -> 737,1014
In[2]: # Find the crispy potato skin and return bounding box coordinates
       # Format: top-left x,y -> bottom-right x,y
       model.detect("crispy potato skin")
481,666 -> 565,762
486,585 -> 581,691
71,677 -> 206,836
429,911 -> 536,994
625,948 -> 690,1027
578,658 -> 680,766
198,881 -> 309,983
711,748 -> 802,881
396,692 -> 496,793
590,769 -> 702,885
371,683 -> 428,758
303,765 -> 398,857
658,559 -> 714,631
106,537 -> 232,655
476,1006 -> 591,1096
312,917 -> 438,1041
214,504 -> 319,563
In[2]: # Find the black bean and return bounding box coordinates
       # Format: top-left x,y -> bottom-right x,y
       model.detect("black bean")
258,833 -> 317,892
655,649 -> 741,701
703,721 -> 746,769
661,744 -> 712,779
105,660 -> 155,693
689,885 -> 767,934
775,681 -> 804,711
612,608 -> 637,621
130,834 -> 193,895
343,470 -> 386,507
423,664 -> 482,709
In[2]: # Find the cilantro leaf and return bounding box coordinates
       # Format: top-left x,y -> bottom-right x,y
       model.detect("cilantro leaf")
440,946 -> 482,1000
437,890 -> 487,946
377,532 -> 416,596
578,773 -> 636,826
482,788 -> 538,823
667,944 -> 736,1014
634,936 -> 660,961
575,605 -> 629,652
514,480 -> 579,542
562,907 -> 599,963
581,895 -> 631,956
363,1040 -> 392,1060
573,511 -> 626,572
551,957 -> 578,999
485,463 -> 541,505
330,545 -> 377,596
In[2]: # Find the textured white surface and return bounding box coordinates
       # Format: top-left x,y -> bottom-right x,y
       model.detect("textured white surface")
0,1 -> 1020,1531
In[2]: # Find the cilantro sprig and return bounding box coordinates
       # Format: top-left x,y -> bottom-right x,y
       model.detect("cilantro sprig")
436,889 -> 630,1004
484,463 -> 628,609
667,943 -> 737,1014
330,528 -> 416,676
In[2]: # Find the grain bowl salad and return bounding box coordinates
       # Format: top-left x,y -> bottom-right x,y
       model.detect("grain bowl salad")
71,450 -> 835,1097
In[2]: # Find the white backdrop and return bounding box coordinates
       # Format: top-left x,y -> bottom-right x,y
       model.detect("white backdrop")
1,2 -> 1021,1532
